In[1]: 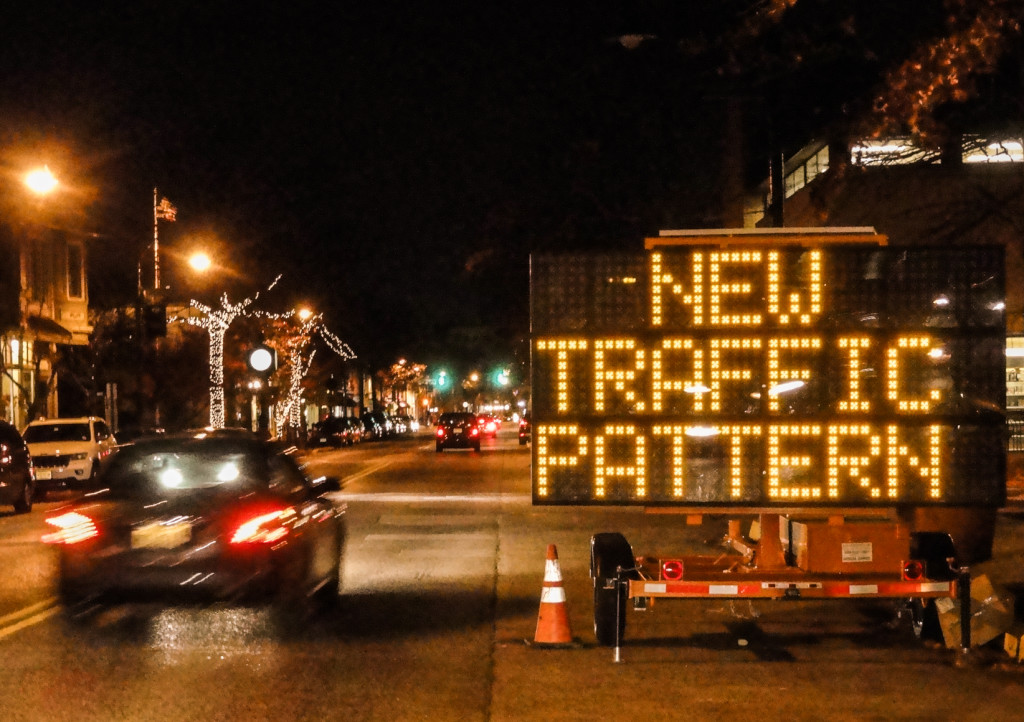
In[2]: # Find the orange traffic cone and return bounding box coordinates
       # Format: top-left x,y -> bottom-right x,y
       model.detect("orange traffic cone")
533,544 -> 573,646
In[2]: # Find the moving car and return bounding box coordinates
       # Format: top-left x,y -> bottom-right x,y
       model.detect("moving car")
23,416 -> 117,497
477,415 -> 500,438
0,420 -> 34,513
43,429 -> 345,617
518,413 -> 531,445
435,411 -> 481,452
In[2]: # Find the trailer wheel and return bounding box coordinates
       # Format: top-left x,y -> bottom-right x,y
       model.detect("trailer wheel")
591,533 -> 635,647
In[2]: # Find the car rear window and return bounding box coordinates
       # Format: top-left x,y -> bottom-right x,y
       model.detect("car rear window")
102,440 -> 270,498
439,413 -> 475,425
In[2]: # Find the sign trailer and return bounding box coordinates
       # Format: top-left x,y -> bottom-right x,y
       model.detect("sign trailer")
530,228 -> 1006,655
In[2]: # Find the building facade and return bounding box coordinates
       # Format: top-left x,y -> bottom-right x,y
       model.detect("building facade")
1,224 -> 92,428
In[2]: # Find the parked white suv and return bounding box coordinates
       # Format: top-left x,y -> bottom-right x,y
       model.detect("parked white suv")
22,417 -> 117,497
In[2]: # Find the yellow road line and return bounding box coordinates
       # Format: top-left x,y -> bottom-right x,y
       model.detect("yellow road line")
0,598 -> 60,640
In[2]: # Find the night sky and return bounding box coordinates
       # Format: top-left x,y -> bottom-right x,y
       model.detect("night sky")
0,1 -> 980,369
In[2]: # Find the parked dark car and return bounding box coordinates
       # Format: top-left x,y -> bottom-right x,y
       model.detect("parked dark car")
435,411 -> 481,452
361,414 -> 384,441
360,411 -> 391,438
309,416 -> 362,447
518,413 -> 531,446
0,420 -> 34,513
43,429 -> 345,618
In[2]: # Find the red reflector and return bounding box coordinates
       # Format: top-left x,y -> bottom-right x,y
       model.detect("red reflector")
661,559 -> 684,581
902,560 -> 924,581
230,508 -> 294,544
42,511 -> 99,545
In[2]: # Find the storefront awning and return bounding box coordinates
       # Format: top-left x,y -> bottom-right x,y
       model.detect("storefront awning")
26,315 -> 74,344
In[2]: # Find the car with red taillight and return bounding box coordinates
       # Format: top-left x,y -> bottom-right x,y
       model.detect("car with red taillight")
476,415 -> 500,438
435,411 -> 480,452
518,413 -> 531,446
43,428 -> 345,619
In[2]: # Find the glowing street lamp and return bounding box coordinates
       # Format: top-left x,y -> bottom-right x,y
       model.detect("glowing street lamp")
188,251 -> 212,273
24,166 -> 58,195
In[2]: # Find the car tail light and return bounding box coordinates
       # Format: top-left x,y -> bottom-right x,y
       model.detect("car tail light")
469,427 -> 480,438
229,507 -> 296,545
661,559 -> 684,580
42,511 -> 99,545
902,560 -> 925,581
436,427 -> 446,438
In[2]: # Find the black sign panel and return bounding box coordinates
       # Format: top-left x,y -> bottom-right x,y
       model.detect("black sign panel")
530,245 -> 1006,506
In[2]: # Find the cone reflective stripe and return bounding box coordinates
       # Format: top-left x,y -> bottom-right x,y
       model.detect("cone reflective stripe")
534,544 -> 573,645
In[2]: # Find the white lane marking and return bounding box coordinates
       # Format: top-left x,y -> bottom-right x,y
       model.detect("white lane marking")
377,514 -> 491,526
364,532 -> 495,541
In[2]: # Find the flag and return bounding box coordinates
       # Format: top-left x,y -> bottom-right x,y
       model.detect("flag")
155,197 -> 177,221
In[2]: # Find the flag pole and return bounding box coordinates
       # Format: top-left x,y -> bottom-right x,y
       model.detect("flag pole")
153,187 -> 160,291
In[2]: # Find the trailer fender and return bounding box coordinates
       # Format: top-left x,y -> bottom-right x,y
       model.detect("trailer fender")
910,531 -> 959,580
590,532 -> 636,584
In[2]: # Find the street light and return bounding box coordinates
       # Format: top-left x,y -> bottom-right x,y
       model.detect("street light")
24,166 -> 58,195
188,251 -> 212,273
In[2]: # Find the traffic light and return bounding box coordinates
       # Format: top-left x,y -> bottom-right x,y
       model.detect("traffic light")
436,370 -> 449,388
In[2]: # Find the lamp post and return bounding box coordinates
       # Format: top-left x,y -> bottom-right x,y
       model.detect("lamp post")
18,166 -> 60,424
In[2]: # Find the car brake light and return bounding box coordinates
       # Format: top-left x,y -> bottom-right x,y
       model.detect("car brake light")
229,508 -> 295,544
436,427 -> 445,438
42,511 -> 99,545
469,427 -> 479,438
902,560 -> 925,581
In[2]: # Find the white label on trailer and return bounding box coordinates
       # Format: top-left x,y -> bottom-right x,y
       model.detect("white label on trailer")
841,542 -> 873,563
645,583 -> 667,594
709,585 -> 739,595
849,584 -> 879,595
919,582 -> 951,593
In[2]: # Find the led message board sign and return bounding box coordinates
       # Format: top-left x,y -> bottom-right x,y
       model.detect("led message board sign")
531,244 -> 1006,507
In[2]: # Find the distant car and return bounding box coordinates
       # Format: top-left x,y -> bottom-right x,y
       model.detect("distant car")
477,415 -> 499,438
518,414 -> 531,445
42,429 -> 344,617
0,420 -> 35,513
435,412 -> 481,452
23,416 -> 117,497
391,414 -> 418,435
